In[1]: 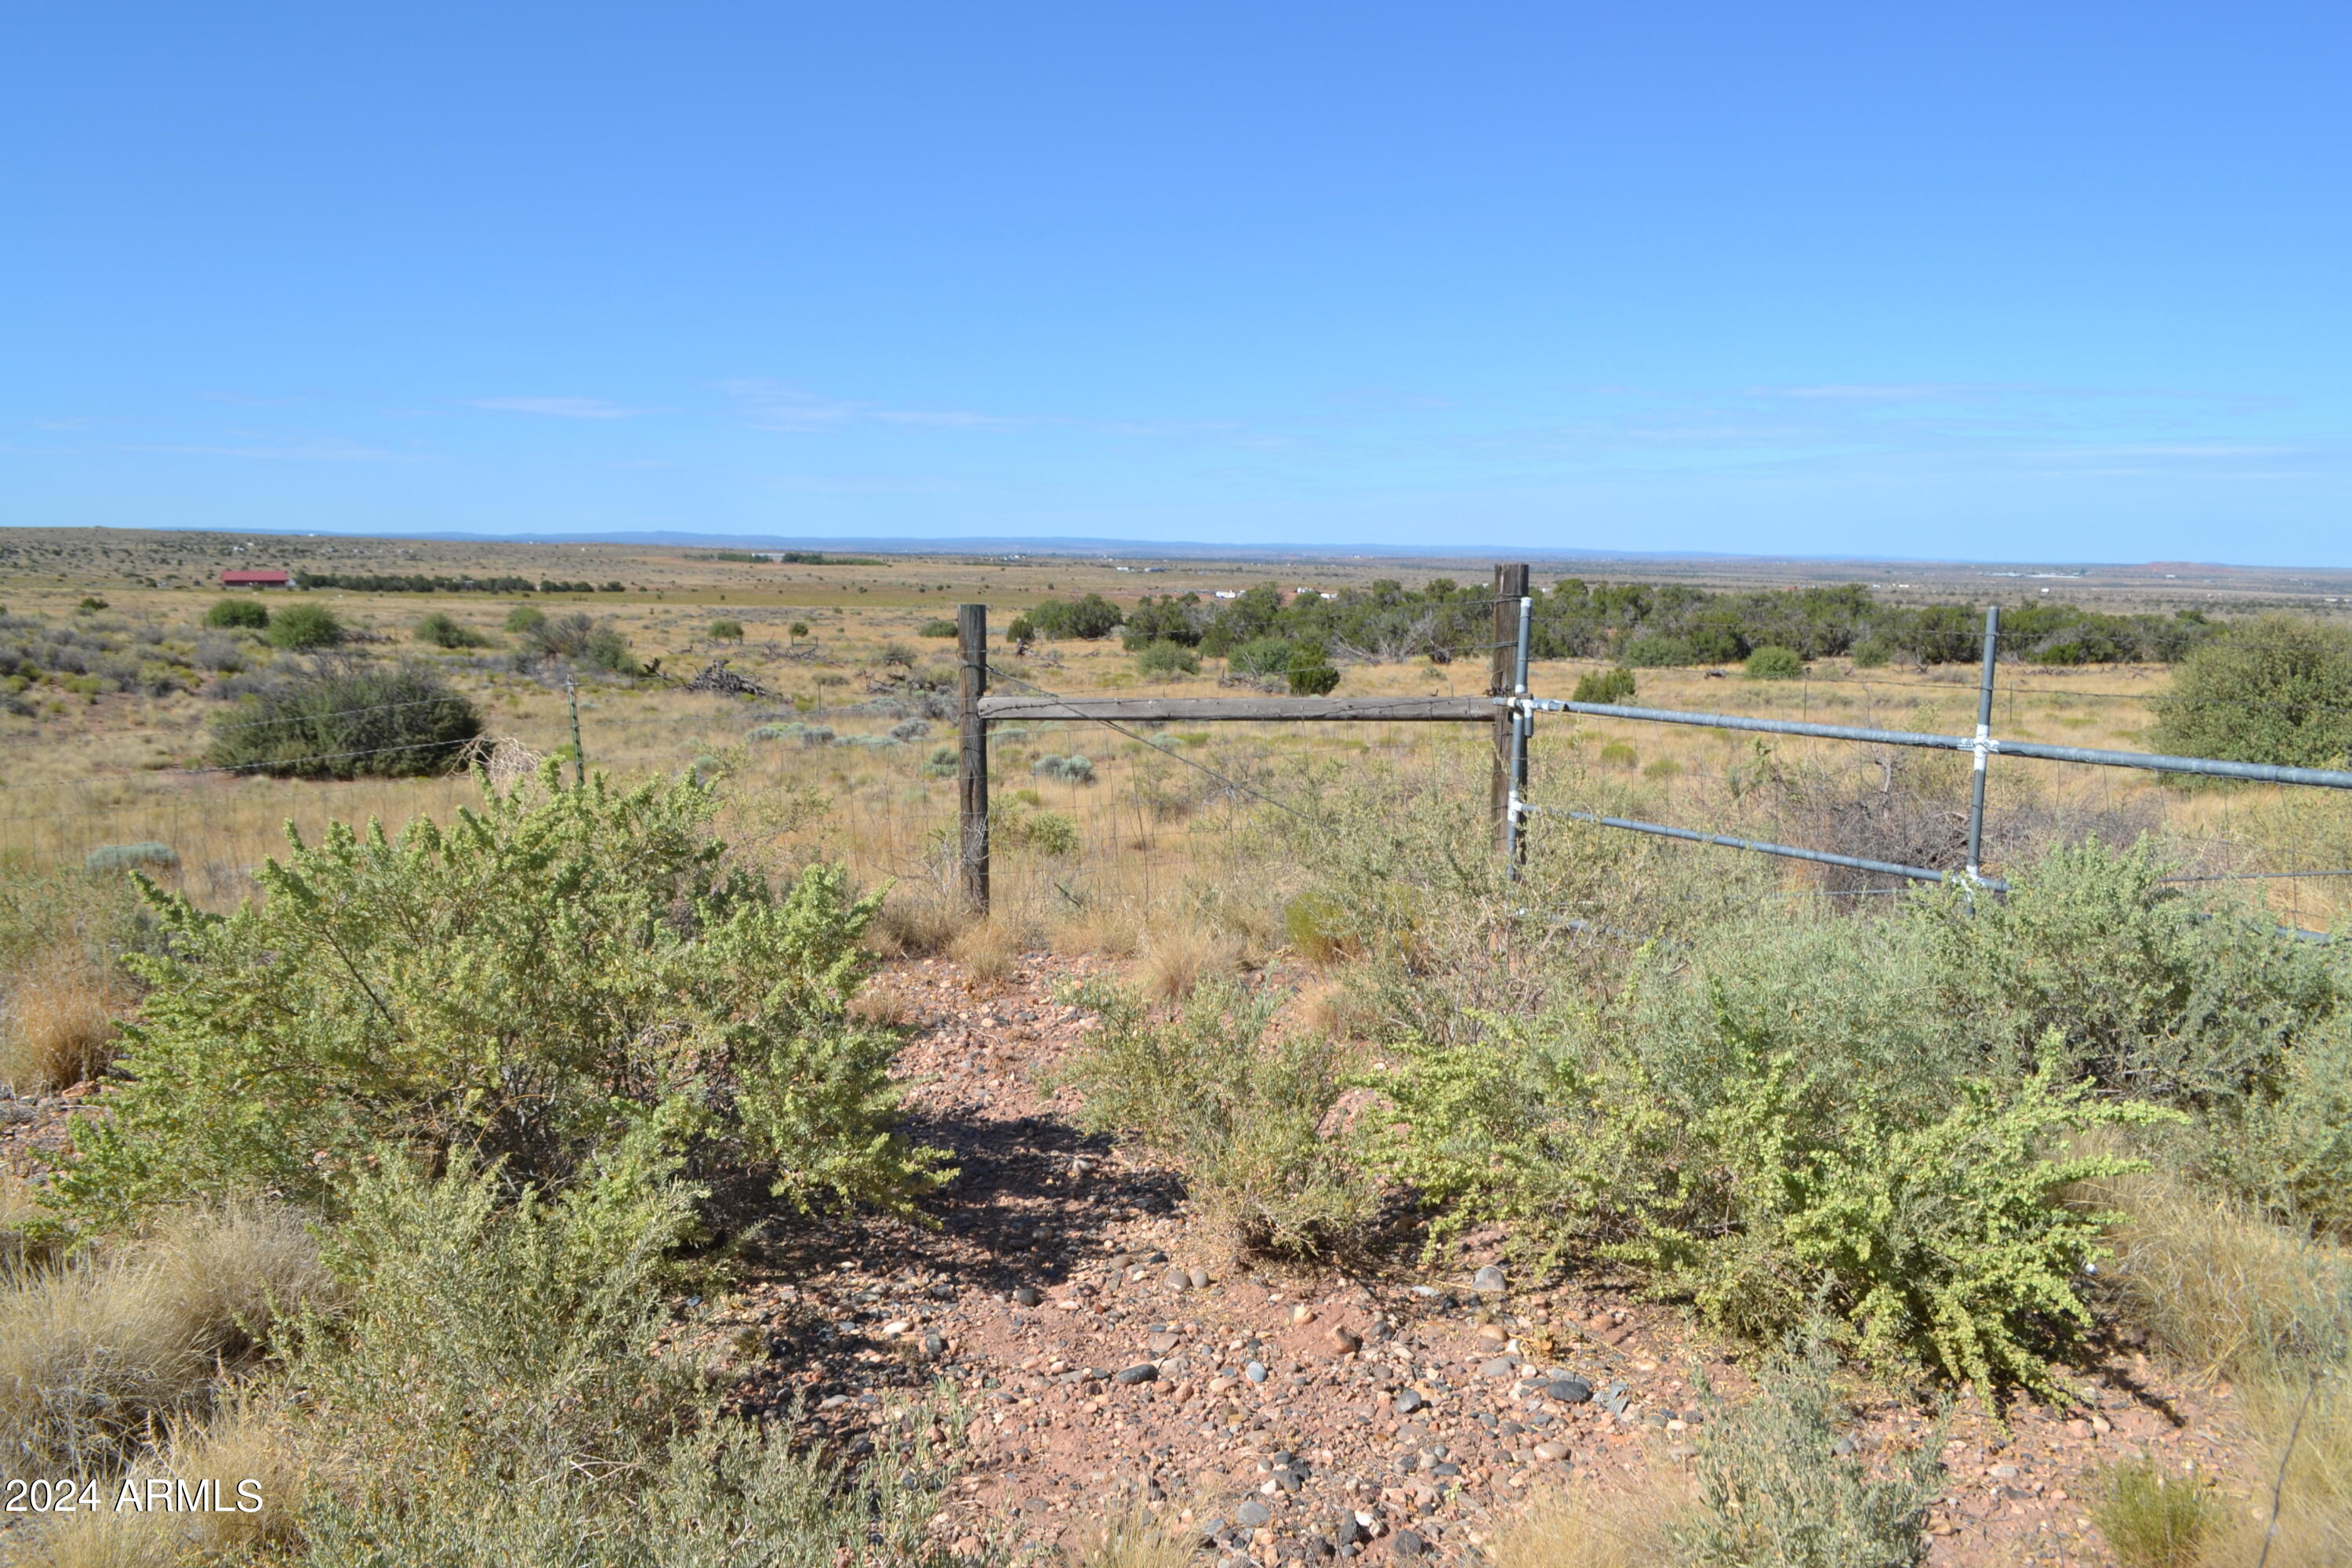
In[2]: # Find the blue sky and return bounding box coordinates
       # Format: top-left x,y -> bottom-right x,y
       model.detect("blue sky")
5,3 -> 2348,563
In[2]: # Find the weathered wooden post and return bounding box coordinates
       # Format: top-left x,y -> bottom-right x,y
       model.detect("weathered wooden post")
1490,562 -> 1530,852
956,604 -> 990,913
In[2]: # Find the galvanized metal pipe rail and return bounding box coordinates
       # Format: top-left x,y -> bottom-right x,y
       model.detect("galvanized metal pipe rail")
1504,697 -> 2352,790
1535,805 -> 2011,891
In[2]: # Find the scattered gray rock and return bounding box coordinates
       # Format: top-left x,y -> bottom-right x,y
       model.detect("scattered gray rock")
1011,1287 -> 1040,1307
1471,1264 -> 1507,1294
1549,1377 -> 1593,1403
1479,1356 -> 1517,1378
1235,1501 -> 1272,1528
1245,1361 -> 1269,1384
1393,1527 -> 1429,1559
1392,1388 -> 1425,1414
1112,1363 -> 1159,1385
1189,1266 -> 1211,1289
920,1332 -> 946,1357
1164,1266 -> 1191,1291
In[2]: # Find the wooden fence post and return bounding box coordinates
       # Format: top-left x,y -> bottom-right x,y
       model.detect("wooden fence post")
1490,562 -> 1530,852
956,604 -> 990,913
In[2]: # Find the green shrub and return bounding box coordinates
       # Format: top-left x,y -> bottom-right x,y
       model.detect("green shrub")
1004,615 -> 1035,648
414,611 -> 488,648
82,841 -> 177,873
787,619 -> 810,642
1287,660 -> 1341,696
504,604 -> 547,634
1673,1334 -> 1944,1568
2220,1008 -> 2352,1238
708,618 -> 745,641
285,1156 -> 962,1567
56,772 -> 946,1228
1135,640 -> 1200,678
1058,981 -> 1367,1256
1622,633 -> 1697,667
1026,593 -> 1123,640
263,601 -> 344,650
203,598 -> 270,630
1283,893 -> 1345,965
916,618 -> 957,638
521,612 -> 636,673
1572,666 -> 1636,704
1033,753 -> 1095,784
1229,637 -> 1298,677
1624,1051 -> 2163,1401
1745,645 -> 1805,681
205,662 -> 482,779
2090,1457 -> 2222,1568
1919,837 -> 2341,1105
1360,979 -> 2169,1401
2151,612 -> 2352,768
1851,640 -> 1891,669
1027,810 -> 1079,856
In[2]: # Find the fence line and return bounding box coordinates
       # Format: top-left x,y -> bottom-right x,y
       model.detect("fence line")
1510,695 -> 2352,792
935,575 -> 2352,931
1497,593 -> 2346,941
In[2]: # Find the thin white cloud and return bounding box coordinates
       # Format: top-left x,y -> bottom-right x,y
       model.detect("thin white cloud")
1766,383 -> 1972,402
2053,442 -> 2304,459
720,379 -> 1018,432
121,440 -> 425,463
468,396 -> 645,419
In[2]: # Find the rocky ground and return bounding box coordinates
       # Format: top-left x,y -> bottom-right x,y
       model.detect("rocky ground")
2,951 -> 2257,1566
673,952 -> 2259,1567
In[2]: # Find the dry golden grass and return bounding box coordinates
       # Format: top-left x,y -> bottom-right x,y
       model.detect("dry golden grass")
867,883 -> 967,957
1132,924 -> 1240,1004
1487,1472 -> 1690,1568
0,1204 -> 331,1471
1071,1508 -> 1193,1568
5,1402 -> 306,1567
1,960 -> 124,1092
948,916 -> 1026,990
2,1510 -> 182,1568
1048,899 -> 1143,959
2089,1167 -> 2352,1568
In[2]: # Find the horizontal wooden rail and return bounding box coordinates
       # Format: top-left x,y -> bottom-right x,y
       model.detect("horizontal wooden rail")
977,695 -> 1493,724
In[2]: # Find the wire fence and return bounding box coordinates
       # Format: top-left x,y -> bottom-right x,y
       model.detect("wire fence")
11,578 -> 2352,944
1497,600 -> 2352,940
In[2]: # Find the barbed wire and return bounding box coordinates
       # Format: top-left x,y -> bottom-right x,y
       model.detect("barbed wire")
983,662 -> 1317,825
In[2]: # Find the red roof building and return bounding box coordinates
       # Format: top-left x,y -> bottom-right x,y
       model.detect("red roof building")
220,569 -> 293,588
